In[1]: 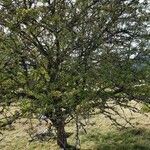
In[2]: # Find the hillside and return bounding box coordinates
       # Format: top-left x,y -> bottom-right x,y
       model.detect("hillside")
0,101 -> 150,150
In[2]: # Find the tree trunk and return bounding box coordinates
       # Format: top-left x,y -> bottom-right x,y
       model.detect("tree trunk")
51,108 -> 68,149
55,121 -> 67,149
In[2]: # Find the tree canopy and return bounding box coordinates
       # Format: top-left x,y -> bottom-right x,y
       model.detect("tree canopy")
0,0 -> 149,149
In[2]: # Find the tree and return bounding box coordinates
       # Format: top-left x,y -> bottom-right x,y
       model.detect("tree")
0,0 -> 149,149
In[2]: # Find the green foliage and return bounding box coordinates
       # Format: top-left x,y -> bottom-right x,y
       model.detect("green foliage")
0,0 -> 149,148
20,99 -> 33,116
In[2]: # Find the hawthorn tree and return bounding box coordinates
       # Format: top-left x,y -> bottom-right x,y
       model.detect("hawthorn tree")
0,0 -> 149,149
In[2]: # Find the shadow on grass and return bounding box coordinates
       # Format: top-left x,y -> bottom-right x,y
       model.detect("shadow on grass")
29,131 -> 73,142
81,128 -> 150,150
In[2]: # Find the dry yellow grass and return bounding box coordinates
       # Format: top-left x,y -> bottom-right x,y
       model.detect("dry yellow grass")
0,101 -> 150,150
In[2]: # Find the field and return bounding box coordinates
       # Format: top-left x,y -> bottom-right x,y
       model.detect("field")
0,101 -> 150,150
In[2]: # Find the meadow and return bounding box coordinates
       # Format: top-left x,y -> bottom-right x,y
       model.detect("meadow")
0,101 -> 150,150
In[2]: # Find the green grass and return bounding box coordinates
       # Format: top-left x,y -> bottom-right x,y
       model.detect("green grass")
81,128 -> 150,150
1,127 -> 150,150
1,125 -> 150,150
1,102 -> 150,150
141,104 -> 150,113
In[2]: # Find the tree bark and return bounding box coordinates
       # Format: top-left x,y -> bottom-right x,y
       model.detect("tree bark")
55,120 -> 67,149
51,109 -> 68,149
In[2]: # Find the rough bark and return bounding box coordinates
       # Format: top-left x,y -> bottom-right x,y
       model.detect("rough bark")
55,120 -> 67,149
51,108 -> 68,149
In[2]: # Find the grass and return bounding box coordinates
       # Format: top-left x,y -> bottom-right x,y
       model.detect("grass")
1,127 -> 150,150
0,101 -> 150,150
141,103 -> 150,113
81,128 -> 150,150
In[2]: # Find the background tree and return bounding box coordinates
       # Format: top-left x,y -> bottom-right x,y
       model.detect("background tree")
0,0 -> 149,149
